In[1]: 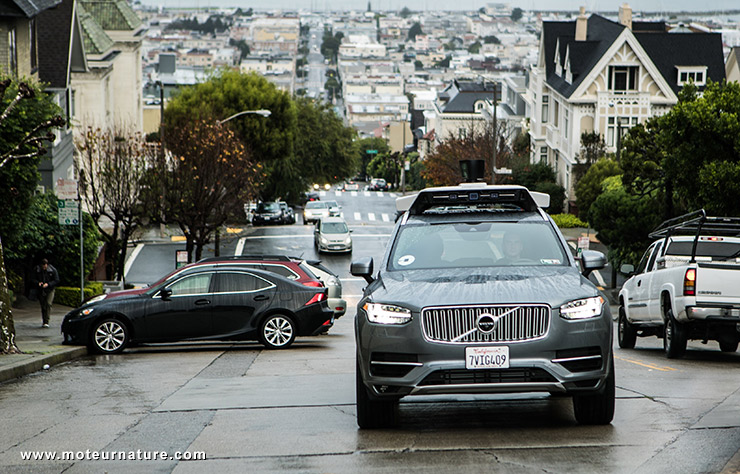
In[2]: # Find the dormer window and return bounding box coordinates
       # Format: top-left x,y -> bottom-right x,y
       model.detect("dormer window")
677,66 -> 707,86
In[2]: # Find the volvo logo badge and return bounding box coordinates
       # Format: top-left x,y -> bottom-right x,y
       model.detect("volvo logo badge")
476,313 -> 499,334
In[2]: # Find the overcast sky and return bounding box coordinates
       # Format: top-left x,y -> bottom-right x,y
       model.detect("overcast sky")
138,0 -> 739,12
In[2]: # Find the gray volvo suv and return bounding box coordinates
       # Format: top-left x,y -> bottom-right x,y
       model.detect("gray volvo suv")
351,184 -> 614,428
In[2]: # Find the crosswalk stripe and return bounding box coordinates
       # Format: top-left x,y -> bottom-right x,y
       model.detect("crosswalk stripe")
351,191 -> 358,197
363,191 -> 371,197
368,213 -> 376,221
335,191 -> 342,197
382,213 -> 390,222
354,212 -> 361,221
378,191 -> 384,197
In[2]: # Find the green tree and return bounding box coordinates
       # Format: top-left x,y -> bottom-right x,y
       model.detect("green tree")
468,41 -> 481,54
483,35 -> 500,44
658,80 -> 740,216
294,97 -> 358,190
229,38 -> 250,61
589,176 -> 662,269
5,193 -> 100,288
353,138 -> 389,180
435,55 -> 451,68
511,7 -> 523,22
400,6 -> 411,17
408,22 -> 423,41
0,78 -> 64,354
572,131 -> 607,187
511,161 -> 566,213
164,70 -> 294,165
574,158 -> 621,222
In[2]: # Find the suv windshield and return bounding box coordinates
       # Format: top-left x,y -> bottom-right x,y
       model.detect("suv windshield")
388,221 -> 568,270
322,222 -> 348,234
306,202 -> 327,209
257,202 -> 280,212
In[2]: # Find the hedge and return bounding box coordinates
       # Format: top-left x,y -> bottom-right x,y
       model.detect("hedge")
55,282 -> 105,307
551,214 -> 588,229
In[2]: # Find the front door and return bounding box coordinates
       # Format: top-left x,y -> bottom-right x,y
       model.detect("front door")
143,272 -> 214,341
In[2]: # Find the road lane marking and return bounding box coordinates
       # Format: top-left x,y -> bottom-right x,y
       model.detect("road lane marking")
363,192 -> 371,197
124,243 -> 144,279
235,237 -> 246,255
593,270 -> 606,286
377,191 -> 384,197
382,213 -> 390,222
368,213 -> 376,221
351,191 -> 358,197
335,191 -> 342,197
615,355 -> 678,372
354,212 -> 361,221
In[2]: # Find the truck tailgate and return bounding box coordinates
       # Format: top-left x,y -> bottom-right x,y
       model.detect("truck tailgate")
696,263 -> 740,306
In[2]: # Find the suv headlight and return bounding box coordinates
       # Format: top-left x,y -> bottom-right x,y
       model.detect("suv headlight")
363,302 -> 411,325
560,296 -> 604,320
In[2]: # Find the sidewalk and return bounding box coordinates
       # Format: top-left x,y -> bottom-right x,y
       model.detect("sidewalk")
0,297 -> 86,384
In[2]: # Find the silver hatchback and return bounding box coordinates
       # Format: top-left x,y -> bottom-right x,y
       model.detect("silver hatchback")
314,217 -> 352,253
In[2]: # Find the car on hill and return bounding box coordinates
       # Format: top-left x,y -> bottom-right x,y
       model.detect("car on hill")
303,201 -> 330,225
351,182 -> 613,428
369,178 -> 389,191
253,201 -> 291,225
343,181 -> 360,192
314,216 -> 352,253
62,263 -> 333,354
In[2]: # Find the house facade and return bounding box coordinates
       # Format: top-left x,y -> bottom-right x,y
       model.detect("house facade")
526,5 -> 725,209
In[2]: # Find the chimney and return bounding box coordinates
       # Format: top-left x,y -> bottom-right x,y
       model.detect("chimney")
619,3 -> 633,30
575,6 -> 588,41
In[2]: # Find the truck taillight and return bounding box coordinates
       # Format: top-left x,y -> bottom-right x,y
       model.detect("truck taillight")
683,268 -> 696,296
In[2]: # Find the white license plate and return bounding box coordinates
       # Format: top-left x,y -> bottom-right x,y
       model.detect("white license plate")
465,346 -> 509,369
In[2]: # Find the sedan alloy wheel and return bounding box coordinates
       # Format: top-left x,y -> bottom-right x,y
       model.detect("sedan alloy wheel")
90,318 -> 129,354
260,314 -> 296,349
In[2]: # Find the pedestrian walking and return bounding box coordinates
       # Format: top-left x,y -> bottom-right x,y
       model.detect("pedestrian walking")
32,258 -> 60,328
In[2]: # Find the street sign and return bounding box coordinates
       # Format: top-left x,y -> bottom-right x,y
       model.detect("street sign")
176,250 -> 189,269
58,199 -> 79,225
578,236 -> 590,250
55,178 -> 78,200
366,149 -> 378,154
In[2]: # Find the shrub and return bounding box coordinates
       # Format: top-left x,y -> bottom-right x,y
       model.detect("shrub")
54,283 -> 105,308
551,214 -> 588,228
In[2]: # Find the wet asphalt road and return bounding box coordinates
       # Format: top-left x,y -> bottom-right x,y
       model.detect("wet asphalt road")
2,191 -> 739,472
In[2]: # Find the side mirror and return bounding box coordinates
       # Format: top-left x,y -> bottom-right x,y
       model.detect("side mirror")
580,250 -> 606,277
351,256 -> 374,284
158,288 -> 172,300
620,263 -> 635,276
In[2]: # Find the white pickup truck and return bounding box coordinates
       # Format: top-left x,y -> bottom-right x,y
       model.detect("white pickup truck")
618,210 -> 740,358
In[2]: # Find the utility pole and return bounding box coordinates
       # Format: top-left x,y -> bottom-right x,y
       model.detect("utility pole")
492,85 -> 498,184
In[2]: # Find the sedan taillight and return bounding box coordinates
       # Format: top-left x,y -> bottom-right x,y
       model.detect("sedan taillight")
305,292 -> 326,306
302,280 -> 323,288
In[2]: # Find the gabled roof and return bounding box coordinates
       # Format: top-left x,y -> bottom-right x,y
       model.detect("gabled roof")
541,13 -> 724,99
77,2 -> 114,56
635,32 -> 725,95
0,0 -> 61,18
440,79 -> 495,113
38,0 -> 75,88
542,15 -> 622,98
80,0 -> 143,31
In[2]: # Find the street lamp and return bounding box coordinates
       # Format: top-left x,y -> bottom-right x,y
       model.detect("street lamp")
213,108 -> 271,256
217,109 -> 272,125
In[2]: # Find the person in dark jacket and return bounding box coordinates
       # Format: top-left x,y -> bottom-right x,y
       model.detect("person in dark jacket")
32,258 -> 60,328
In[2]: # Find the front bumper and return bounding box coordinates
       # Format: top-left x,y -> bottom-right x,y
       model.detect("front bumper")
356,307 -> 612,399
318,241 -> 352,252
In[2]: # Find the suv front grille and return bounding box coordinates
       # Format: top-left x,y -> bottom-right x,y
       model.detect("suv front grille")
419,368 -> 556,386
421,304 -> 550,344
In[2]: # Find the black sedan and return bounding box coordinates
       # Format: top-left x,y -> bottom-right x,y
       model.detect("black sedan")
62,266 -> 334,354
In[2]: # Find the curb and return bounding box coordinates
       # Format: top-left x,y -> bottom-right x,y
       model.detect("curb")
0,346 -> 88,384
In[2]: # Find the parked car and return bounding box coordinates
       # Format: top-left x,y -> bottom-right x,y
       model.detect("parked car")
253,202 -> 289,225
351,183 -> 612,428
343,181 -> 360,192
369,178 -> 389,191
303,201 -> 330,224
314,216 -> 352,253
279,202 -> 296,224
62,264 -> 334,354
302,259 -> 347,318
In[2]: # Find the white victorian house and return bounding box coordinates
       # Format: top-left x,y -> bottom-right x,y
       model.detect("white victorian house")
526,5 -> 725,209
